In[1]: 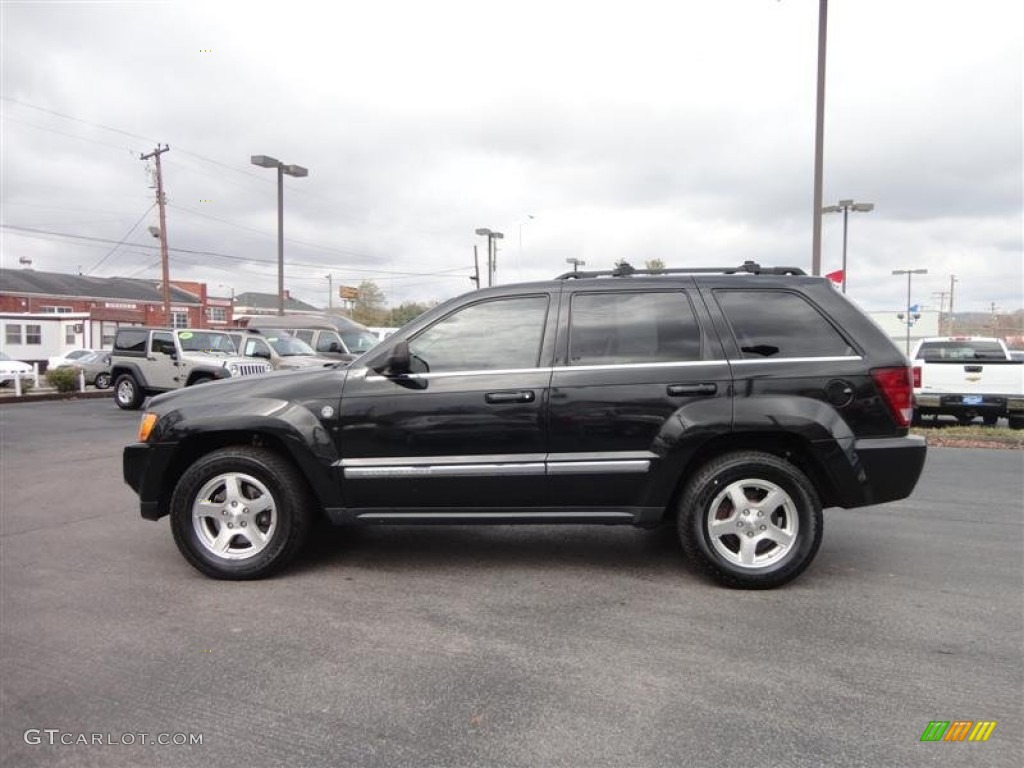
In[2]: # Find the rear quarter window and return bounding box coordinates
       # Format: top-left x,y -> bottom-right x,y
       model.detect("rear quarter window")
715,290 -> 857,359
113,330 -> 148,353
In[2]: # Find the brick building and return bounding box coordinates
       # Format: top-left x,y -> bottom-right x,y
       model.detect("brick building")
0,268 -> 233,364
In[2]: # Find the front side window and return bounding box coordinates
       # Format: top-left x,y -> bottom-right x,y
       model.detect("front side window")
341,328 -> 379,354
716,290 -> 856,359
243,338 -> 272,358
409,296 -> 549,373
151,332 -> 176,356
314,331 -> 345,353
568,291 -> 701,365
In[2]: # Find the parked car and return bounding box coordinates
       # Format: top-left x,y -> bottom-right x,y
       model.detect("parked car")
47,349 -> 99,370
236,315 -> 379,361
228,330 -> 338,370
124,261 -> 927,588
110,327 -> 272,410
911,336 -> 1024,427
57,351 -> 112,389
0,352 -> 33,386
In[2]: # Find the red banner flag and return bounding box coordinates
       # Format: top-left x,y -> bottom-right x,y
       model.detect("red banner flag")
825,269 -> 844,286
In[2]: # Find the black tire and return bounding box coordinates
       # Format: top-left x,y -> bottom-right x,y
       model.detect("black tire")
94,372 -> 112,390
1009,416 -> 1024,431
113,374 -> 144,410
956,414 -> 975,426
677,451 -> 823,589
189,374 -> 214,386
169,447 -> 313,580
982,414 -> 999,426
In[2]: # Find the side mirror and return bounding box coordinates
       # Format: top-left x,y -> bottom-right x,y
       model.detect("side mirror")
383,341 -> 411,376
328,342 -> 341,353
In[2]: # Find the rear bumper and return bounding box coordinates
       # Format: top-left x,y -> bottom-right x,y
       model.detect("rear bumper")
851,435 -> 927,507
915,393 -> 1024,417
123,442 -> 177,520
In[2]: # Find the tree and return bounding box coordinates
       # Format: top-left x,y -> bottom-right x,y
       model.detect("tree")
351,280 -> 388,326
390,301 -> 433,326
645,259 -> 666,273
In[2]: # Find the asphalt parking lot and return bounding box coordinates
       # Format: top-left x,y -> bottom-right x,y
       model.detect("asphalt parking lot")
1,399 -> 1021,768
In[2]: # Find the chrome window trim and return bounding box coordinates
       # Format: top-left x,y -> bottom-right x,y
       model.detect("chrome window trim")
339,452 -> 655,479
729,355 -> 862,364
339,454 -> 548,468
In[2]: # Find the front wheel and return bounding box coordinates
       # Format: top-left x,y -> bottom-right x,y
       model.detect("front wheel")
677,451 -> 823,589
94,372 -> 112,389
169,447 -> 312,579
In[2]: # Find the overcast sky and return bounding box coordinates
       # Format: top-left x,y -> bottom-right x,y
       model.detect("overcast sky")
1,0 -> 1021,314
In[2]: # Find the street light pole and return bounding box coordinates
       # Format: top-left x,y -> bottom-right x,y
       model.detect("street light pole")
251,154 -> 308,315
811,0 -> 829,276
893,268 -> 928,355
475,228 -> 505,287
566,257 -> 585,274
822,199 -> 874,294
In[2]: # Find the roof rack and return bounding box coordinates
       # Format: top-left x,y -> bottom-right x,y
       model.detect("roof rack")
556,260 -> 807,280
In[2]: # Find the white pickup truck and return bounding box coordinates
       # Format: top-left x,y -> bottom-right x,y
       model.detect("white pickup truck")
911,336 -> 1024,428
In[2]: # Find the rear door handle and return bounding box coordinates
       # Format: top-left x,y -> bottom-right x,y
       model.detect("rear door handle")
485,390 -> 536,404
667,383 -> 717,396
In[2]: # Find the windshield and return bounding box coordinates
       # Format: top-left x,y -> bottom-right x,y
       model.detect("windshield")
265,335 -> 317,356
341,329 -> 379,353
176,330 -> 236,354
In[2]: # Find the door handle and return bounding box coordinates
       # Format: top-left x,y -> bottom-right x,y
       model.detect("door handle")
485,390 -> 535,404
667,383 -> 717,396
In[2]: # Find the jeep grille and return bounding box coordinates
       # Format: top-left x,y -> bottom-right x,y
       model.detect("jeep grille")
234,363 -> 269,377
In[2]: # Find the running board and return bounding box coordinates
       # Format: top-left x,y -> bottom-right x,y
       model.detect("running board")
324,507 -> 662,526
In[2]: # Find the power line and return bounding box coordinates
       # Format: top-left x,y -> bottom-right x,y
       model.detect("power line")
2,224 -> 473,278
85,204 -> 156,275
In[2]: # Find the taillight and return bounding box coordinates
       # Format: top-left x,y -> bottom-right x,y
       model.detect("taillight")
871,367 -> 914,428
912,365 -> 921,388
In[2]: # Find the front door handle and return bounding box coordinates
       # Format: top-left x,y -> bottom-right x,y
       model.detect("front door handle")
485,390 -> 536,404
667,383 -> 717,396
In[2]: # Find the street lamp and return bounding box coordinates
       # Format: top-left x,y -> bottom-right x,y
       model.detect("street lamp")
251,154 -> 308,315
893,268 -> 928,355
822,199 -> 874,294
565,257 -> 586,273
475,227 -> 504,287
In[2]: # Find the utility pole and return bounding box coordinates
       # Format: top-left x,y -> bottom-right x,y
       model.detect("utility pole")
471,245 -> 480,288
949,274 -> 958,334
932,290 -> 950,333
811,0 -> 829,276
326,274 -> 333,311
141,144 -> 171,325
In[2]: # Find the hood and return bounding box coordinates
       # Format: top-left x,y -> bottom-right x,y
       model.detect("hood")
148,366 -> 349,412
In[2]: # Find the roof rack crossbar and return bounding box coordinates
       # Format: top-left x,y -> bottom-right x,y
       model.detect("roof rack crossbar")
556,261 -> 807,279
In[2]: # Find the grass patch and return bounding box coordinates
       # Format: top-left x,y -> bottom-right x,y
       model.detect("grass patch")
911,424 -> 1023,449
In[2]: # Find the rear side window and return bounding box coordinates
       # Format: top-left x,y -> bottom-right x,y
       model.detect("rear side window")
569,291 -> 701,365
716,290 -> 856,359
114,330 -> 148,353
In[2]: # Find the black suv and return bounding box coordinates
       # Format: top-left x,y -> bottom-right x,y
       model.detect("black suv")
123,263 -> 926,588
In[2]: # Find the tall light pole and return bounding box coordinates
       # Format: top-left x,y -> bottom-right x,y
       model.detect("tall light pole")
822,199 -> 874,294
811,0 -> 829,276
893,268 -> 928,355
475,228 -> 504,287
566,257 -> 586,274
251,154 -> 308,315
326,273 -> 333,311
518,214 -> 535,267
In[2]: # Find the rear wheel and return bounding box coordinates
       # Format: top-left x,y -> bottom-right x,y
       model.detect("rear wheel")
170,447 -> 313,579
189,374 -> 214,386
678,451 -> 822,589
94,372 -> 112,390
1009,416 -> 1024,431
982,414 -> 999,426
113,374 -> 144,410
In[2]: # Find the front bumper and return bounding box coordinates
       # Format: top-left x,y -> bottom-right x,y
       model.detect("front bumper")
853,435 -> 927,506
123,442 -> 177,520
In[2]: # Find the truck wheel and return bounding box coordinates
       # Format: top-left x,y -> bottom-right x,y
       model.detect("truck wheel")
982,414 -> 999,426
94,372 -> 112,389
189,375 -> 214,386
169,447 -> 312,580
114,374 -> 144,410
677,451 -> 822,589
1009,417 -> 1024,431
